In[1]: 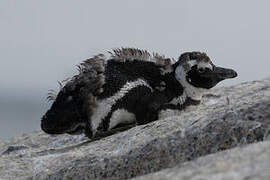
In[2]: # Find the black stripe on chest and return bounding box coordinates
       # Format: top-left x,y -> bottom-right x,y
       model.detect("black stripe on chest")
98,60 -> 162,99
97,85 -> 152,131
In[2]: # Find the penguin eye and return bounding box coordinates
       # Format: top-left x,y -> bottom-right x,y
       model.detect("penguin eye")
66,96 -> 73,102
197,68 -> 205,74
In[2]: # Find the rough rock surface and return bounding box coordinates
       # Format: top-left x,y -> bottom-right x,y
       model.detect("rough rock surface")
134,140 -> 270,180
0,78 -> 270,180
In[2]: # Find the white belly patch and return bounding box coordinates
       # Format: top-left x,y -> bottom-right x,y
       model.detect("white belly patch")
90,78 -> 152,134
109,109 -> 136,130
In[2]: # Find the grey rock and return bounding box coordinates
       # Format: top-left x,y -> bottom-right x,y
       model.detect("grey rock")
0,78 -> 270,180
134,140 -> 270,180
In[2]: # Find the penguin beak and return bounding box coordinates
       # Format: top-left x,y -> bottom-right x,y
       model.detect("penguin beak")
197,66 -> 238,89
214,66 -> 238,81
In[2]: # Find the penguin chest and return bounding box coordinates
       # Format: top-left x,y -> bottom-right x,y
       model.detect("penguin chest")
90,78 -> 153,134
109,109 -> 136,129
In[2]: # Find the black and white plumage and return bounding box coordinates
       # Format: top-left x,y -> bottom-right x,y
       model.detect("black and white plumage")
41,48 -> 237,138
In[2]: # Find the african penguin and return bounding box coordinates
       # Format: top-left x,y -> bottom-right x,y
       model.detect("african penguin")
41,48 -> 237,138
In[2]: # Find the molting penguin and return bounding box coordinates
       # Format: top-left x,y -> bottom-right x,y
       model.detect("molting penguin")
41,48 -> 237,138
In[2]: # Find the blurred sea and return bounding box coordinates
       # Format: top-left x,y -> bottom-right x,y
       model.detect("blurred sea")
0,96 -> 49,140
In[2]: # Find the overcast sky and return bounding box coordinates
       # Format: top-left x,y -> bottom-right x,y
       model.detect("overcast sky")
0,0 -> 270,139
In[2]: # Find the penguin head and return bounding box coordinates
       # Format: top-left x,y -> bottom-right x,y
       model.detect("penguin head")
41,57 -> 105,137
41,83 -> 86,135
174,52 -> 237,99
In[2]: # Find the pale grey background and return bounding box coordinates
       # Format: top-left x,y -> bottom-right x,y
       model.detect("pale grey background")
1,0 -> 269,140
